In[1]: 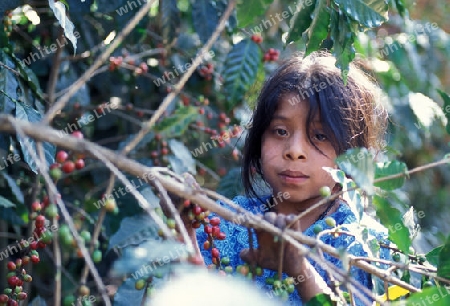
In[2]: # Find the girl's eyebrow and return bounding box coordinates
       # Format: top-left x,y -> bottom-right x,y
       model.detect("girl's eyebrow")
272,115 -> 289,121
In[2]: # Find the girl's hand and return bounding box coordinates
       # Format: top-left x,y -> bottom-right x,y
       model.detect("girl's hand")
240,212 -> 332,302
239,212 -> 304,276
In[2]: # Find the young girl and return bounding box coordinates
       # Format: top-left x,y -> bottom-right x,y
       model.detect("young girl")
193,51 -> 391,305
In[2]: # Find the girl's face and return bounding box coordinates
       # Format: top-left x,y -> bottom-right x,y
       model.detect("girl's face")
260,93 -> 337,210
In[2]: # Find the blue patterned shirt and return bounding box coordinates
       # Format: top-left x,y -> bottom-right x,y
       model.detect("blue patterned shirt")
197,195 -> 391,305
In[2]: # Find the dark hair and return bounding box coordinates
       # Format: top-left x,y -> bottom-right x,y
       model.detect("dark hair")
241,51 -> 388,200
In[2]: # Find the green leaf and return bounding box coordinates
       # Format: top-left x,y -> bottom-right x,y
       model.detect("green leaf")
29,296 -> 48,306
15,103 -> 56,173
335,148 -> 375,195
391,287 -> 450,306
330,9 -> 356,78
154,106 -> 198,138
0,172 -> 24,204
373,195 -> 411,254
48,0 -> 78,53
285,0 -> 316,44
0,0 -> 22,17
323,167 -> 364,221
305,293 -> 333,306
215,0 -> 238,33
437,90 -> 450,135
334,0 -> 388,28
305,0 -> 330,56
168,139 -> 196,175
113,277 -> 145,306
0,194 -> 15,208
160,0 -> 179,44
236,0 -> 272,28
392,0 -> 406,17
426,246 -> 443,267
222,39 -> 261,111
437,235 -> 450,280
161,0 -> 180,44
192,0 -> 218,44
108,214 -> 160,251
217,167 -> 244,198
113,239 -> 187,274
374,160 -> 408,190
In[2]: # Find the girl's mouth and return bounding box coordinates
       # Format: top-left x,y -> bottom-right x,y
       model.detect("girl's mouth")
279,170 -> 309,184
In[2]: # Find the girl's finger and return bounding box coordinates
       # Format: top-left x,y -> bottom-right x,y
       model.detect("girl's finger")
240,248 -> 259,264
275,214 -> 286,230
263,211 -> 277,224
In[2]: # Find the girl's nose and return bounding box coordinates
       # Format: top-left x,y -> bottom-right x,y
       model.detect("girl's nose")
284,133 -> 308,160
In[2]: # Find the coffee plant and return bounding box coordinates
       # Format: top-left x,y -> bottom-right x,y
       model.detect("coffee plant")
0,0 -> 449,305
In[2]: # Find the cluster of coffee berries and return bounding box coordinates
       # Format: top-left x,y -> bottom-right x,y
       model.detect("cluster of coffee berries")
1,259 -> 33,305
150,134 -> 170,166
251,34 -> 263,44
0,211 -> 53,305
109,56 -> 148,75
31,198 -> 58,223
263,48 -> 280,62
59,223 -> 100,261
265,273 -> 296,301
313,216 -> 337,235
198,63 -> 214,80
50,135 -> 85,180
3,12 -> 12,36
197,215 -> 227,267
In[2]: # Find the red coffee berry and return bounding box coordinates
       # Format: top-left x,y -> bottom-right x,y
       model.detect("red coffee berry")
31,201 -> 41,212
204,225 -> 212,234
251,34 -> 263,44
8,299 -> 18,306
17,292 -> 27,300
62,161 -> 75,174
75,159 -> 85,170
216,232 -> 226,240
209,217 -> 220,226
30,241 -> 38,250
30,255 -> 40,264
35,215 -> 45,228
37,241 -> 47,249
22,256 -> 30,265
198,108 -> 205,115
183,199 -> 191,207
212,226 -> 220,237
15,259 -> 22,268
211,248 -> 219,258
56,150 -> 69,163
7,261 -> 16,271
193,206 -> 202,216
203,240 -> 211,249
191,221 -> 201,229
8,276 -> 19,286
71,131 -> 84,139
161,148 -> 169,155
0,294 -> 8,303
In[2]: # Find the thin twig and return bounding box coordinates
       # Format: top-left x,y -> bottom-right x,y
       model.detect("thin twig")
11,123 -> 111,306
37,142 -> 61,306
46,28 -> 65,105
120,0 -> 237,155
153,179 -> 194,253
43,0 -> 159,123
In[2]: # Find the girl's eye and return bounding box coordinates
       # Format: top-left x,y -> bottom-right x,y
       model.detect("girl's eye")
275,128 -> 288,136
313,133 -> 327,141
